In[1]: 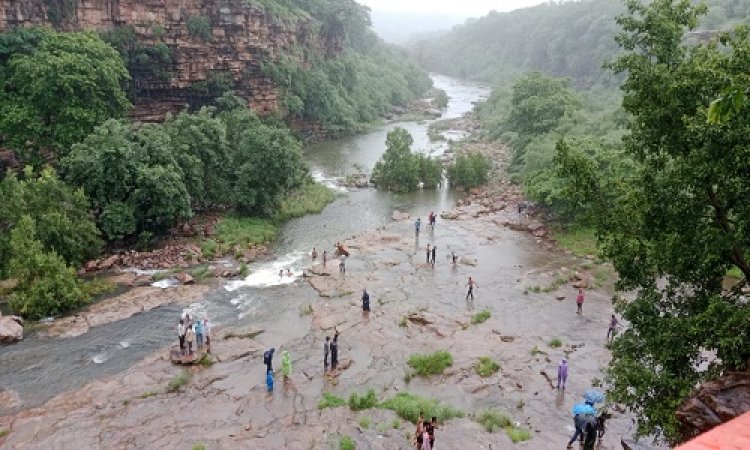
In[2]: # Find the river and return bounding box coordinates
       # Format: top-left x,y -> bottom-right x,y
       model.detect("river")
0,74 -> 490,415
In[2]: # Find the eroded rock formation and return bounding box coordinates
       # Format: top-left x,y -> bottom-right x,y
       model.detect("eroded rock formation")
1,0 -> 340,122
676,370 -> 750,440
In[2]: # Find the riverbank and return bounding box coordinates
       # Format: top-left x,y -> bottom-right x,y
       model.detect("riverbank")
0,158 -> 633,449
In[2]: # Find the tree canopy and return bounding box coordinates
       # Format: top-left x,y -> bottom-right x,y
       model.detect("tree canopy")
372,128 -> 442,192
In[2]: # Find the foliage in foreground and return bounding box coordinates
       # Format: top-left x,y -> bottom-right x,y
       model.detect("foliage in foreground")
8,216 -> 89,319
318,392 -> 347,409
471,310 -> 491,324
447,152 -> 492,189
505,426 -> 532,443
475,357 -> 500,377
379,392 -> 464,424
372,128 -> 443,192
554,0 -> 750,443
166,370 -> 192,392
407,350 -> 453,377
476,409 -> 511,432
339,435 -> 356,450
348,389 -> 378,411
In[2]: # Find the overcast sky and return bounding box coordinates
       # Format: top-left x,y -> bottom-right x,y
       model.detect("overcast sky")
359,0 -> 548,17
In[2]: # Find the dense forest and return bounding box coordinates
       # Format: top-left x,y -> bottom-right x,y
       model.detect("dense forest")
419,0 -> 750,444
414,0 -> 750,87
0,0 -> 431,319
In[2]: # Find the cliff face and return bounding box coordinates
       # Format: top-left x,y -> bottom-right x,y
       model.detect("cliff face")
1,0 -> 340,121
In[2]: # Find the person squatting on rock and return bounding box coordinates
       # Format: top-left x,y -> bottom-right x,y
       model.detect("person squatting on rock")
557,358 -> 568,389
263,347 -> 275,373
362,289 -> 370,312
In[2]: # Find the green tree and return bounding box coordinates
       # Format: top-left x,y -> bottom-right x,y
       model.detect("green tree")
0,30 -> 130,161
8,215 -> 88,319
556,0 -> 750,443
0,167 -> 101,275
507,72 -> 580,138
447,153 -> 493,189
372,128 -> 442,192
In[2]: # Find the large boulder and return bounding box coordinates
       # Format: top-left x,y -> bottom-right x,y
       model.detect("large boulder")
676,370 -> 750,439
0,315 -> 23,343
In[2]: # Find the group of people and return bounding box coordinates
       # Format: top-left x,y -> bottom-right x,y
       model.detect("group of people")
311,244 -> 348,272
177,312 -> 211,356
413,413 -> 437,450
414,212 -> 438,237
262,347 -> 293,392
425,244 -> 437,265
323,328 -> 340,371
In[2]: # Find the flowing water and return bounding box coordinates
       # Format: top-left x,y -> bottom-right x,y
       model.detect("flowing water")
0,75 -> 490,414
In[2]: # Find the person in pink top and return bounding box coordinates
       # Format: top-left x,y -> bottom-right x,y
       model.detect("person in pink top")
576,288 -> 585,315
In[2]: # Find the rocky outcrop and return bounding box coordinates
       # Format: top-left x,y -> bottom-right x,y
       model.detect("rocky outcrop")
1,0 -> 341,122
0,313 -> 23,343
676,370 -> 750,440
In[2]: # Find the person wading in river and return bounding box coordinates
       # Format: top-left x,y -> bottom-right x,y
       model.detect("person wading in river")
466,277 -> 477,300
426,244 -> 431,264
431,245 -> 437,266
311,247 -> 317,263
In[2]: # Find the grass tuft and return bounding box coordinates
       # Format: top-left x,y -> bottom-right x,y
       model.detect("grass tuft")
505,426 -> 532,443
299,303 -> 313,316
339,435 -> 355,450
166,370 -> 192,392
358,416 -> 371,429
380,392 -> 464,424
474,356 -> 500,377
318,392 -> 347,409
530,345 -> 547,356
476,409 -> 511,432
0,429 -> 9,438
392,419 -> 402,429
191,444 -> 206,450
471,309 -> 491,324
549,338 -> 563,348
140,391 -> 158,399
223,330 -> 264,340
348,389 -> 378,411
197,354 -> 214,367
407,351 -> 453,377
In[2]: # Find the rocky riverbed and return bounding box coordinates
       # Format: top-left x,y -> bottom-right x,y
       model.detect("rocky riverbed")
0,190 -> 635,449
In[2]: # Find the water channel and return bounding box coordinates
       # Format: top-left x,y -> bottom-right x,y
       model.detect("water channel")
0,75 -> 490,415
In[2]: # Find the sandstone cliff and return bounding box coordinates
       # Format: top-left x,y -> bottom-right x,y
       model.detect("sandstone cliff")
1,0 -> 341,122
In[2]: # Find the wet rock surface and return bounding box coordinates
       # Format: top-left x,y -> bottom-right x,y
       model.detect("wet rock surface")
0,314 -> 23,343
676,370 -> 750,439
1,204 -> 636,449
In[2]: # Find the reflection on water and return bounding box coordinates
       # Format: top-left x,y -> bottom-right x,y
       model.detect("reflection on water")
0,74 -> 489,415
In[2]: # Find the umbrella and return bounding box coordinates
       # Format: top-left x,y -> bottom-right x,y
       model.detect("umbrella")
584,389 -> 605,404
572,403 -> 596,416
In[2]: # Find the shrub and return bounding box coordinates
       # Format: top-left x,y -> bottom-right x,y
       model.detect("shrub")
471,310 -> 491,324
348,388 -> 378,411
187,16 -> 212,41
476,410 -> 511,432
192,444 -> 206,450
475,357 -> 500,377
549,338 -> 563,348
447,153 -> 492,188
215,216 -> 277,248
339,436 -> 355,450
197,354 -> 214,367
408,351 -> 453,377
505,426 -> 532,443
380,392 -> 464,424
318,392 -> 346,409
358,416 -> 371,429
392,419 -> 402,429
277,182 -> 336,221
166,370 -> 192,392
372,128 -> 443,192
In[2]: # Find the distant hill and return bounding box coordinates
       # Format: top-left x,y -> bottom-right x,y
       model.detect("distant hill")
413,0 -> 750,87
370,10 -> 464,44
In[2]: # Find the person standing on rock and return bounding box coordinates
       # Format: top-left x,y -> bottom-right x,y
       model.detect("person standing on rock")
430,212 -> 436,229
330,330 -> 339,370
557,358 -> 568,389
576,288 -> 585,315
312,247 -> 318,263
264,347 -> 275,373
281,350 -> 292,382
451,252 -> 458,265
431,246 -> 437,266
426,244 -> 431,264
178,319 -> 186,355
415,218 -> 421,237
323,250 -> 328,268
324,336 -> 330,371
185,324 -> 195,355
466,277 -> 477,300
339,257 -> 346,274
203,317 -> 212,352
426,416 -> 437,449
266,368 -> 274,393
194,318 -> 204,349
607,314 -> 619,341
362,289 -> 370,312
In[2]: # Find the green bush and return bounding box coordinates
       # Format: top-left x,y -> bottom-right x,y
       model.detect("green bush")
339,435 -> 355,450
166,370 -> 192,392
318,392 -> 347,409
372,128 -> 443,192
187,16 -> 212,41
505,426 -> 532,443
471,310 -> 491,324
8,216 -> 89,319
358,416 -> 371,429
549,338 -> 563,348
379,392 -> 464,424
407,351 -> 453,377
475,357 -> 500,377
447,153 -> 492,189
476,409 -> 511,432
348,388 -> 378,411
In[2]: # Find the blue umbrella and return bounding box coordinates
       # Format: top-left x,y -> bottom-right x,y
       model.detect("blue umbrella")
572,403 -> 596,416
584,389 -> 605,404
